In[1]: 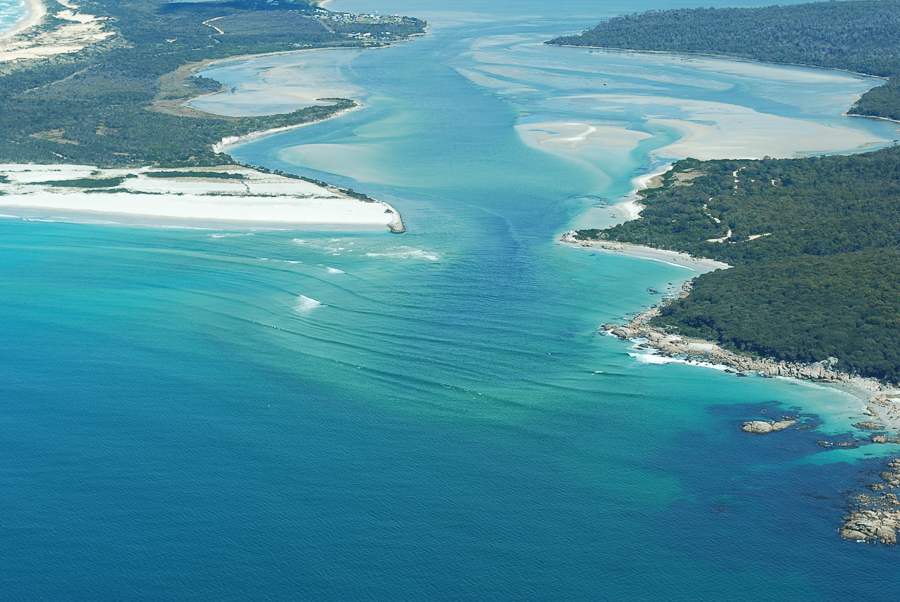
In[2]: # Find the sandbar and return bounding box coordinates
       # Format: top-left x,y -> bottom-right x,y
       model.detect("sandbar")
189,49 -> 366,117
0,164 -> 404,231
516,121 -> 651,152
571,94 -> 890,160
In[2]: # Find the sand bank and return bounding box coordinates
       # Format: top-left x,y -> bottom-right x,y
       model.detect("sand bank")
0,164 -> 404,232
570,94 -> 890,160
188,50 -> 366,117
516,121 -> 651,153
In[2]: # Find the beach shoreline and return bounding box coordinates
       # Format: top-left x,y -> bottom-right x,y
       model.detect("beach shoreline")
0,164 -> 405,233
560,230 -> 730,274
565,223 -> 900,404
562,164 -> 900,401
602,281 -> 896,395
0,0 -> 45,41
603,163 -> 674,221
212,104 -> 362,154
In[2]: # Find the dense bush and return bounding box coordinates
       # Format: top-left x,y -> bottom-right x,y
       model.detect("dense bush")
577,147 -> 900,382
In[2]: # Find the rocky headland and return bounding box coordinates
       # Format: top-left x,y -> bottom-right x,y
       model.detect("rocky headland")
601,281 -> 893,391
596,273 -> 900,545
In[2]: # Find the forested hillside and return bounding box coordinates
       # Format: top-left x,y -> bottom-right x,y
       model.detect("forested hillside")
547,0 -> 900,120
557,0 -> 900,383
0,0 -> 425,167
575,148 -> 900,382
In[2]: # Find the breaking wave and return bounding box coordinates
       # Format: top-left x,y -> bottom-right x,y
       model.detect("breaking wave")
208,232 -> 254,239
365,247 -> 440,261
295,295 -> 323,315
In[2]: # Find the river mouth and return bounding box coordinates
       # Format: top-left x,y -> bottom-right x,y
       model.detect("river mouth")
5,0 -> 900,599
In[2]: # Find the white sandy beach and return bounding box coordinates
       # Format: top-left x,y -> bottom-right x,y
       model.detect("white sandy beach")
0,4 -> 405,233
0,0 -> 112,63
0,164 -> 404,231
0,0 -> 44,41
213,105 -> 361,154
561,230 -> 730,274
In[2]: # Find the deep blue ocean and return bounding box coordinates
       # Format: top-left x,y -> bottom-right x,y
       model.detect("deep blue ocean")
3,0 -> 900,599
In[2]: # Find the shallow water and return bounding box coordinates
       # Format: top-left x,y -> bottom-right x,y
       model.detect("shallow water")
3,0 -> 900,600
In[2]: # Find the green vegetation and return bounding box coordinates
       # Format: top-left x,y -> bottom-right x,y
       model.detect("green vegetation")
547,0 -> 900,120
575,147 -> 900,382
658,249 -> 900,382
0,0 -> 425,167
35,176 -> 127,187
145,171 -> 245,179
558,0 -> 900,382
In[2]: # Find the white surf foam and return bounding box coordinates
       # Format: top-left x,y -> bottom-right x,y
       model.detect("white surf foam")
630,352 -> 730,371
365,247 -> 440,261
292,238 -> 343,253
295,295 -> 322,315
258,257 -> 302,265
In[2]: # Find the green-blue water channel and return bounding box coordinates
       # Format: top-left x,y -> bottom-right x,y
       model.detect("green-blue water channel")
3,0 -> 900,599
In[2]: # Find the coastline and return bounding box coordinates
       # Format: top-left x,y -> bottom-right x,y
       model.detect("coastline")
0,164 -> 405,233
605,163 -> 673,221
0,9 -> 409,234
546,43 -> 892,82
562,166 -> 899,398
843,111 -> 900,125
212,104 -> 362,154
560,230 -> 729,274
0,0 -> 44,41
600,281 -> 894,395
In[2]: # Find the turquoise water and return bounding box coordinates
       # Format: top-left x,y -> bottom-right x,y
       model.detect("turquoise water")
4,0 -> 900,600
0,0 -> 28,36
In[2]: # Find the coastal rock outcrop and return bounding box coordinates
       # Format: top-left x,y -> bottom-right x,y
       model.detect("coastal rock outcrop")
599,282 -> 891,392
741,420 -> 797,434
840,459 -> 900,545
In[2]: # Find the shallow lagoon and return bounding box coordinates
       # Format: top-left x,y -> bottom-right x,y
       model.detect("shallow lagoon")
3,0 -> 900,599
